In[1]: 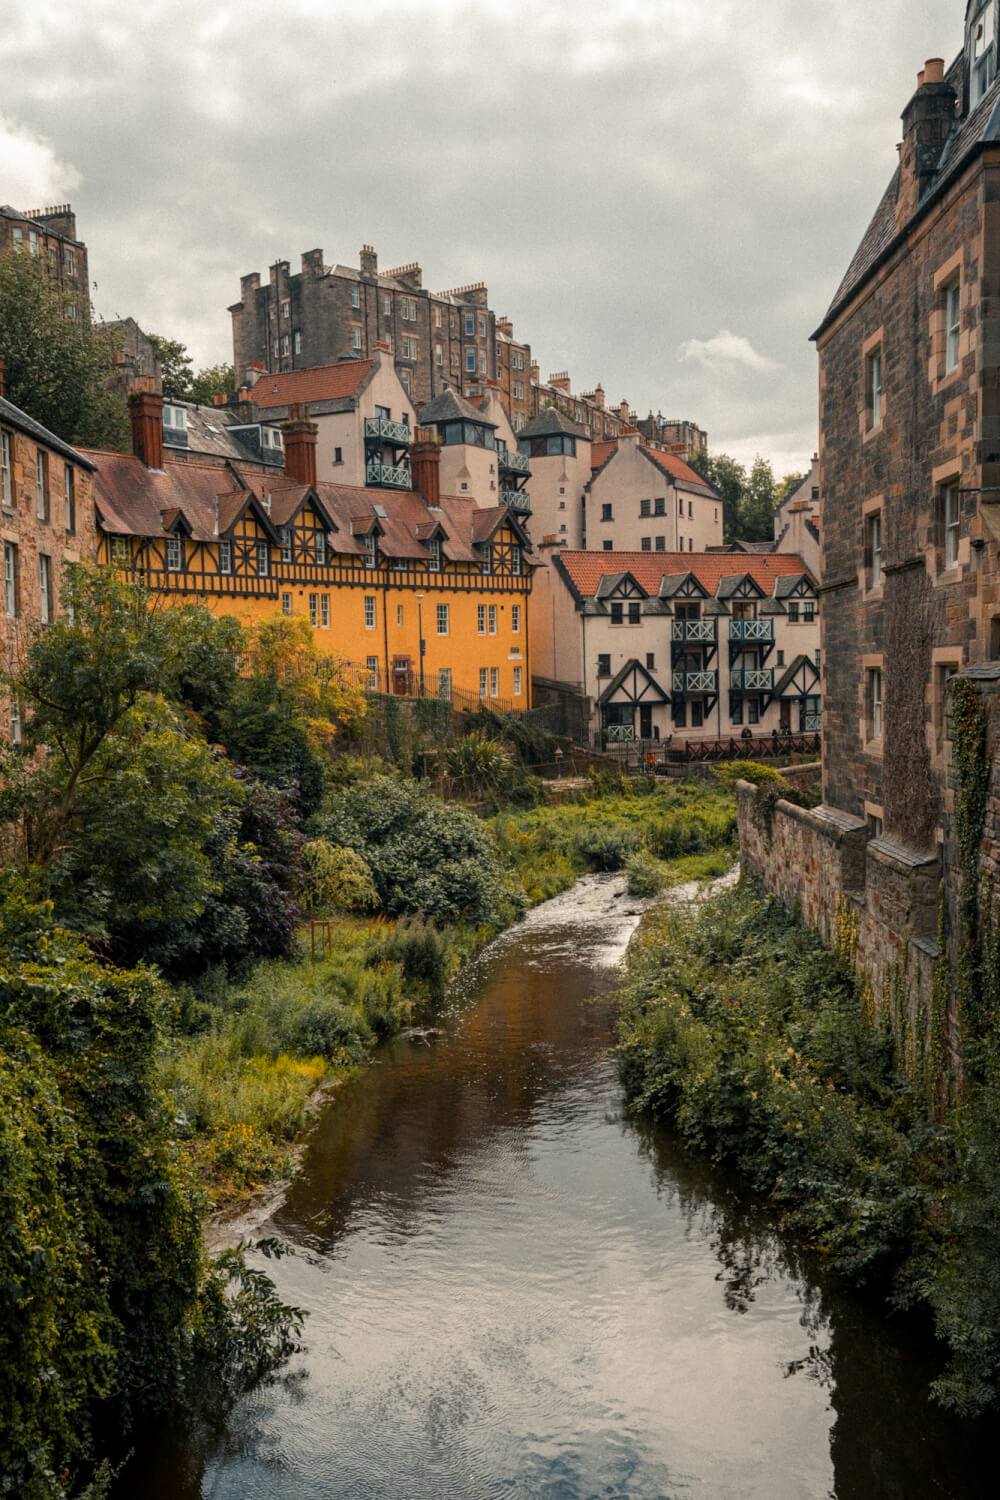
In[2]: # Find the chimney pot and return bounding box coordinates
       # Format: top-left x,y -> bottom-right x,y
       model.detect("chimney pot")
282,411 -> 318,485
924,57 -> 945,84
129,391 -> 165,470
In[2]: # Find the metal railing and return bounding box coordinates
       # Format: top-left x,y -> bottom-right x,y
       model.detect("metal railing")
671,619 -> 716,643
498,449 -> 530,475
364,416 -> 411,445
730,668 -> 774,691
729,618 -> 774,642
672,669 -> 718,694
499,489 -> 531,513
365,459 -> 411,488
804,713 -> 822,732
683,733 -> 821,763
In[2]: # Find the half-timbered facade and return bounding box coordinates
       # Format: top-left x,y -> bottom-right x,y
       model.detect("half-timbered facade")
84,442 -> 534,706
531,548 -> 819,746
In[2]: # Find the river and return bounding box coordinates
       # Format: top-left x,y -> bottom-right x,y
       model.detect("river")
118,874 -> 994,1499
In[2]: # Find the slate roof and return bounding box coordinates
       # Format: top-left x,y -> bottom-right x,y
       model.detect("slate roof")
0,394 -> 95,470
417,387 -> 496,427
166,401 -> 284,467
773,573 -> 815,598
249,360 -> 374,410
517,407 -> 587,440
816,50 -> 1000,336
81,450 -> 254,541
557,549 -> 814,600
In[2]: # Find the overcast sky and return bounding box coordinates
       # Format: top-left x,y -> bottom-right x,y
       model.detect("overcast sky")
1,0 -> 967,475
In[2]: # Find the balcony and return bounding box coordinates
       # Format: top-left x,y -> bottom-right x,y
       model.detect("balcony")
364,416 -> 411,445
500,488 -> 531,513
729,618 -> 774,643
672,669 -> 718,695
804,713 -> 822,733
671,619 -> 716,644
366,459 -> 411,489
730,667 -> 774,692
498,449 -> 530,476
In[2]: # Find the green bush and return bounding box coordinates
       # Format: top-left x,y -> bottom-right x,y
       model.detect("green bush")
625,850 -> 670,897
302,838 -> 380,913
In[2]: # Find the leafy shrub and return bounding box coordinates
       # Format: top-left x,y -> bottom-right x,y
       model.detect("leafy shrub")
303,838 -> 379,913
446,730 -> 514,789
284,998 -> 373,1061
625,850 -> 670,897
368,917 -> 451,1002
320,775 -> 523,925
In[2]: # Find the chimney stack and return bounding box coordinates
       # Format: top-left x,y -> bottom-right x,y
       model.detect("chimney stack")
897,59 -> 955,232
282,403 -> 318,486
129,391 -> 165,470
410,425 -> 441,509
359,244 -> 378,278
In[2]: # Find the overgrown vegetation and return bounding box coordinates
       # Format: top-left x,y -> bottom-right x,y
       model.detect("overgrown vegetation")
617,877 -> 1000,1416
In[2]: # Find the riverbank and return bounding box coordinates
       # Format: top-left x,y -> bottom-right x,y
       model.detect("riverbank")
185,771 -> 742,1235
615,876 -> 1000,1417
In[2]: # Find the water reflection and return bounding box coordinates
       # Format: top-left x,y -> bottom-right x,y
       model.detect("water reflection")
117,876 -> 995,1500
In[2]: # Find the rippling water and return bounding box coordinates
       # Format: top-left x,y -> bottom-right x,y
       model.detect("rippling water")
118,876 -> 994,1499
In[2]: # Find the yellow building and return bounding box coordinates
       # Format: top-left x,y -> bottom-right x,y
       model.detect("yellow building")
83,396 -> 533,707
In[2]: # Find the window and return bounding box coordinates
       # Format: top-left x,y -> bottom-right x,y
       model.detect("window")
1,430 -> 12,508
490,666 -> 499,697
397,605 -> 403,626
688,537 -> 693,552
511,604 -> 520,633
513,665 -> 522,696
868,667 -> 883,741
367,655 -> 379,688
163,405 -> 188,431
64,465 -> 75,533
365,532 -> 377,568
597,653 -> 611,677
166,537 -> 183,572
479,667 -> 488,699
867,349 -> 883,429
313,531 -> 326,565
65,247 -> 75,275
334,446 -> 343,464
436,345 -> 443,367
640,499 -> 651,517
641,537 -> 651,551
281,592 -> 292,615
678,495 -> 684,515
479,314 -> 487,338
294,331 -> 302,355
41,555 -> 53,624
803,601 -> 815,621
787,601 -> 800,623
746,698 -> 759,725
943,484 -> 960,567
219,539 -> 232,574
628,601 -> 641,624
351,286 -> 361,309
400,370 -> 411,395
776,650 -> 785,667
451,349 -> 459,370
438,668 -> 452,700
364,595 -> 376,629
678,536 -> 684,551
384,293 -> 391,316
610,602 -> 624,624
488,604 -> 497,635
603,539 -> 613,551
945,279 -> 961,372
646,652 -> 656,669
321,594 -> 330,628
511,547 -> 522,577
481,545 -> 493,576
601,504 -> 613,522
437,603 -> 449,634
352,327 -> 362,350
427,538 -> 441,573
477,604 -> 486,634
655,536 -> 665,551
972,2 -> 997,103
308,591 -> 318,625
688,501 -> 693,518
465,312 -> 475,337
9,699 -> 21,745
402,337 -> 417,360
465,349 -> 476,373
480,352 -> 487,374
28,230 -> 38,257
281,334 -> 290,357
279,526 -> 292,563
256,542 -> 269,577
866,512 -> 882,588
36,451 -> 49,522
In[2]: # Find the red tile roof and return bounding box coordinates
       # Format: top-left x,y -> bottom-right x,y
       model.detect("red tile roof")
81,450 -> 249,542
642,448 -> 713,491
249,360 -> 374,409
590,440 -> 617,471
557,549 -> 814,598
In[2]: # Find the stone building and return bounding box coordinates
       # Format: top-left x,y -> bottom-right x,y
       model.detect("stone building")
0,204 -> 90,312
634,414 -> 708,461
740,5 -> 1000,1032
495,317 -> 533,433
531,547 -> 819,747
102,318 -> 163,396
0,369 -> 96,736
416,386 -> 528,518
230,246 -> 499,412
584,432 -> 723,554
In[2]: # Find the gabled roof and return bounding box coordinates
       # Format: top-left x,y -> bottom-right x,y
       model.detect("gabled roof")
595,571 -> 647,599
658,572 -> 707,599
417,386 -> 497,427
165,400 -> 285,467
250,359 -> 374,410
517,407 -> 587,440
774,653 -> 820,696
556,549 -> 814,600
599,657 -> 670,706
641,447 -> 717,495
0,394 -> 95,470
82,449 -> 251,541
717,573 -> 765,599
773,573 -> 816,598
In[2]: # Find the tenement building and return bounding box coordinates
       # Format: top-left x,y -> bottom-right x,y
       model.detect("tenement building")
740,6 -> 1000,1033
0,366 -> 96,738
84,396 -> 532,707
0,204 -> 90,311
531,548 -> 819,747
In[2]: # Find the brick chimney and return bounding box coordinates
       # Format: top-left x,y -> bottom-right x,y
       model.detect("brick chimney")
410,426 -> 441,508
360,244 -> 378,278
282,404 -> 318,485
897,59 -> 955,232
129,391 -> 164,470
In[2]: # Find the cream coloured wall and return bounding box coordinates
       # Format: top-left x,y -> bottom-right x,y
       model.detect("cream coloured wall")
586,434 -> 722,554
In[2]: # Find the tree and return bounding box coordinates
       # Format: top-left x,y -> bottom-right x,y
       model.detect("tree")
146,333 -> 194,400
692,450 -> 746,541
0,250 -> 129,449
189,361 -> 235,405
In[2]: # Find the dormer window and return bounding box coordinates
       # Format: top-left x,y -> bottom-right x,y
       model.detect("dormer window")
427,537 -> 441,572
313,531 -> 326,565
163,405 -> 187,431
365,532 -> 377,568
972,3 -> 997,104
279,526 -> 292,563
